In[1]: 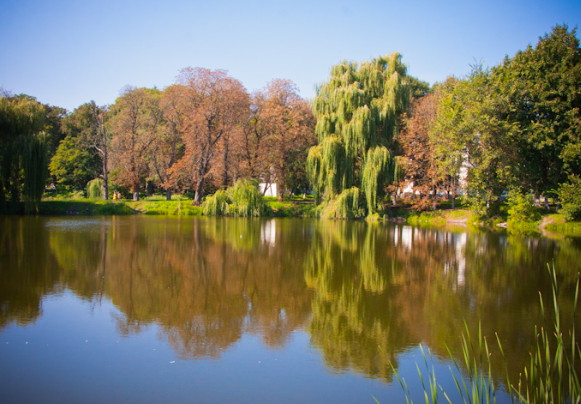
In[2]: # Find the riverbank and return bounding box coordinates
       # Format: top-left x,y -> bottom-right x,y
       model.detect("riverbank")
5,198 -> 579,237
34,198 -> 315,218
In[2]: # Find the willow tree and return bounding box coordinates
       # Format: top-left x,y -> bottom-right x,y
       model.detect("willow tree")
307,53 -> 412,217
0,94 -> 50,214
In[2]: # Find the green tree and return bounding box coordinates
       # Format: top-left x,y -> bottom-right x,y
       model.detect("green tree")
494,25 -> 581,199
0,94 -> 50,213
432,70 -> 516,214
49,135 -> 99,191
51,101 -> 110,198
307,53 -> 412,217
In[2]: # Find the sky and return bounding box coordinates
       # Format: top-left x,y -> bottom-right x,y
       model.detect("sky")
1,0 -> 579,111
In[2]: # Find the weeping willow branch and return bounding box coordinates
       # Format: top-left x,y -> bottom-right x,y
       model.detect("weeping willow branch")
308,52 -> 411,217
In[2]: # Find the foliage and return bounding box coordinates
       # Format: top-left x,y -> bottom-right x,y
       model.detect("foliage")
319,187 -> 364,219
49,134 -> 99,190
245,80 -> 316,199
398,92 -> 448,210
557,175 -> 581,221
0,94 -> 51,214
226,178 -> 267,217
202,179 -> 267,217
432,68 -> 516,216
308,53 -> 412,215
50,102 -> 106,194
86,178 -> 104,199
494,25 -> 581,196
166,68 -> 249,204
202,190 -> 230,216
428,25 -> 580,217
507,190 -> 541,231
108,87 -> 162,201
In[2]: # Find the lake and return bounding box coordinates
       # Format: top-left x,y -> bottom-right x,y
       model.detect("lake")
1,216 -> 579,403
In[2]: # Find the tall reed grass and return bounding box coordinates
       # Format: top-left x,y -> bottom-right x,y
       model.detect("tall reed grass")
390,265 -> 580,404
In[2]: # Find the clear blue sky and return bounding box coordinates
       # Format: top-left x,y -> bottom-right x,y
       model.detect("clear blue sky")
1,0 -> 579,111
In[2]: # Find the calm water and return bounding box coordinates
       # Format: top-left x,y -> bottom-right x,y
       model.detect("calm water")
1,216 -> 580,403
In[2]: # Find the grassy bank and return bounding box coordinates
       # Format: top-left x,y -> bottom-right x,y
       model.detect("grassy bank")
15,198 -> 581,238
542,214 -> 581,238
34,197 -> 316,217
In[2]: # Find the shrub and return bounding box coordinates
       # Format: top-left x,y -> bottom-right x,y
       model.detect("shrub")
319,187 -> 364,219
507,190 -> 540,227
86,178 -> 104,199
202,190 -> 229,216
226,179 -> 266,217
202,179 -> 267,217
557,175 -> 581,221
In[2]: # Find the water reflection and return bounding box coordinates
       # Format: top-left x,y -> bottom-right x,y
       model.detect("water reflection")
0,216 -> 579,383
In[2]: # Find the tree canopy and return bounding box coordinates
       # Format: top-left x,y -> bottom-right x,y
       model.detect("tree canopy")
307,53 -> 414,217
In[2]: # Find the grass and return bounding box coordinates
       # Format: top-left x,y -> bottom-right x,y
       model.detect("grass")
35,195 -> 315,217
266,200 -> 316,217
127,200 -> 203,216
390,265 -> 581,404
39,200 -> 135,215
543,214 -> 581,238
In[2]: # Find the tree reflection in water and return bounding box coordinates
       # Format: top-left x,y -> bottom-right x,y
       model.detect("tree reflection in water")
0,216 -> 579,383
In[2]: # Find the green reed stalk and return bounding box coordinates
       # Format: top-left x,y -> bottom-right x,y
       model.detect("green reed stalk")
391,264 -> 580,404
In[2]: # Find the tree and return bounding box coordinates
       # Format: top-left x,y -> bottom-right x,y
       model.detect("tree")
0,94 -> 50,213
49,135 -> 99,190
307,53 -> 412,216
50,102 -> 104,192
397,91 -> 441,210
108,87 -> 162,201
246,79 -> 315,199
493,25 -> 581,199
167,68 -> 249,205
155,85 -> 186,200
431,69 -> 517,214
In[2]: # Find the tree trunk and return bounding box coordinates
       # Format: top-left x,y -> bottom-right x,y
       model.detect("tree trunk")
193,177 -> 205,205
132,183 -> 139,201
166,188 -> 172,201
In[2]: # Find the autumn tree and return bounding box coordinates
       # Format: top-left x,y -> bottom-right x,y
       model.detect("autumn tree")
397,91 -> 442,210
307,53 -> 413,217
243,80 -> 315,199
155,85 -> 186,200
108,87 -> 162,201
167,68 -> 249,205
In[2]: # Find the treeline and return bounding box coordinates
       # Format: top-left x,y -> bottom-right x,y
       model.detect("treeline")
308,25 -> 580,219
0,25 -> 579,219
397,25 -> 580,219
0,69 -> 315,213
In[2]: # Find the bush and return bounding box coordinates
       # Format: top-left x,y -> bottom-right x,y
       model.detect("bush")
319,187 -> 364,219
202,190 -> 229,216
507,190 -> 540,227
86,178 -> 104,199
557,175 -> 581,221
202,179 -> 267,217
226,179 -> 266,217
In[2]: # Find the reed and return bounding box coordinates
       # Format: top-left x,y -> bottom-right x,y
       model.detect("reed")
391,265 -> 580,404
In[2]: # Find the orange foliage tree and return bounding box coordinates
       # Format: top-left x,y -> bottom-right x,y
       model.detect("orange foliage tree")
243,79 -> 315,199
108,87 -> 162,201
397,92 -> 442,209
166,68 -> 249,204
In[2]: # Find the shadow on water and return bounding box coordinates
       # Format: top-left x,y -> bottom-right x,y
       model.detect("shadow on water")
0,216 -> 579,384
